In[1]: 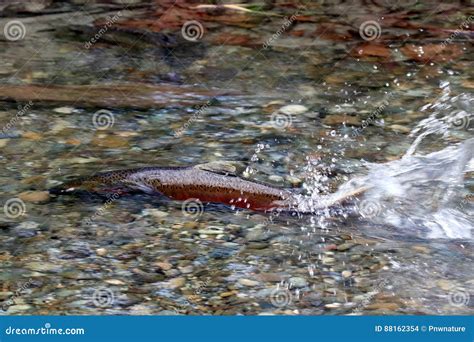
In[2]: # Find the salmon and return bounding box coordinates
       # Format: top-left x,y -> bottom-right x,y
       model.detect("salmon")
49,166 -> 293,211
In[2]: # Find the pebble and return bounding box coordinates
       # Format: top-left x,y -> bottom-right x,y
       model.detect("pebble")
268,175 -> 284,183
337,243 -> 356,252
91,135 -> 128,148
411,245 -> 430,254
178,266 -> 194,274
105,279 -> 126,285
238,279 -> 259,287
279,104 -> 308,115
342,270 -> 352,278
96,248 -> 108,256
323,115 -> 361,126
18,191 -> 50,203
198,227 -> 223,235
13,221 -> 41,238
158,310 -> 179,315
53,106 -> 75,114
6,304 -> 32,313
322,257 -> 336,265
389,124 -> 411,133
286,176 -> 303,186
437,279 -> 454,291
24,262 -> 62,273
245,227 -> 275,242
183,221 -> 199,229
22,131 -> 42,140
63,241 -> 93,259
144,209 -> 169,219
154,262 -> 173,271
255,273 -> 285,282
289,277 -> 308,288
166,277 -> 186,289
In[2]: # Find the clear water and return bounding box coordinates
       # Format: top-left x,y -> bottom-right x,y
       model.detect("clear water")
0,0 -> 472,315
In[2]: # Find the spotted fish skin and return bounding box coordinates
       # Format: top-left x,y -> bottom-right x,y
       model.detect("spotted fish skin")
50,166 -> 292,211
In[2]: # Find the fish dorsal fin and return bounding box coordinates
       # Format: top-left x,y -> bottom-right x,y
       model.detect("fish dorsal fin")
194,161 -> 243,176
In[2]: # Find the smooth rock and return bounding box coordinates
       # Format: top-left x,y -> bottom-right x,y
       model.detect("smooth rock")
18,191 -> 50,203
105,279 -> 126,285
238,279 -> 259,287
342,270 -> 352,278
96,248 -> 108,256
279,104 -> 308,115
246,227 -> 275,242
389,124 -> 411,133
166,277 -> 186,289
53,107 -> 75,114
337,243 -> 356,251
23,262 -> 61,273
289,277 -> 308,288
323,115 -> 361,126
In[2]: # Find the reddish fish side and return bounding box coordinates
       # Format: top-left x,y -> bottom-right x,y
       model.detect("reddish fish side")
50,166 -> 293,211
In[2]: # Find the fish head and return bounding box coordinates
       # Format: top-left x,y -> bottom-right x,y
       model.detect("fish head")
49,177 -> 102,195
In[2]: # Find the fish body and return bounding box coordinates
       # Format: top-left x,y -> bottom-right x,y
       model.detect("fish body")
50,166 -> 293,211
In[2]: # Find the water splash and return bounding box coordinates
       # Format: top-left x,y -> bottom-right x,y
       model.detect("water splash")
406,83 -> 472,156
347,138 -> 473,239
296,88 -> 473,240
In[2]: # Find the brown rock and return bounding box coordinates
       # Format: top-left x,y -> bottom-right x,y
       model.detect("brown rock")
255,273 -> 285,282
400,43 -> 464,62
352,43 -> 391,58
166,277 -> 186,289
91,135 -> 128,148
22,131 -> 42,140
18,191 -> 50,203
323,115 -> 361,127
155,261 -> 173,271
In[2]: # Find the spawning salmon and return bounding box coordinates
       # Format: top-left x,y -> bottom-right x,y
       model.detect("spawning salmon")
49,165 -> 294,211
